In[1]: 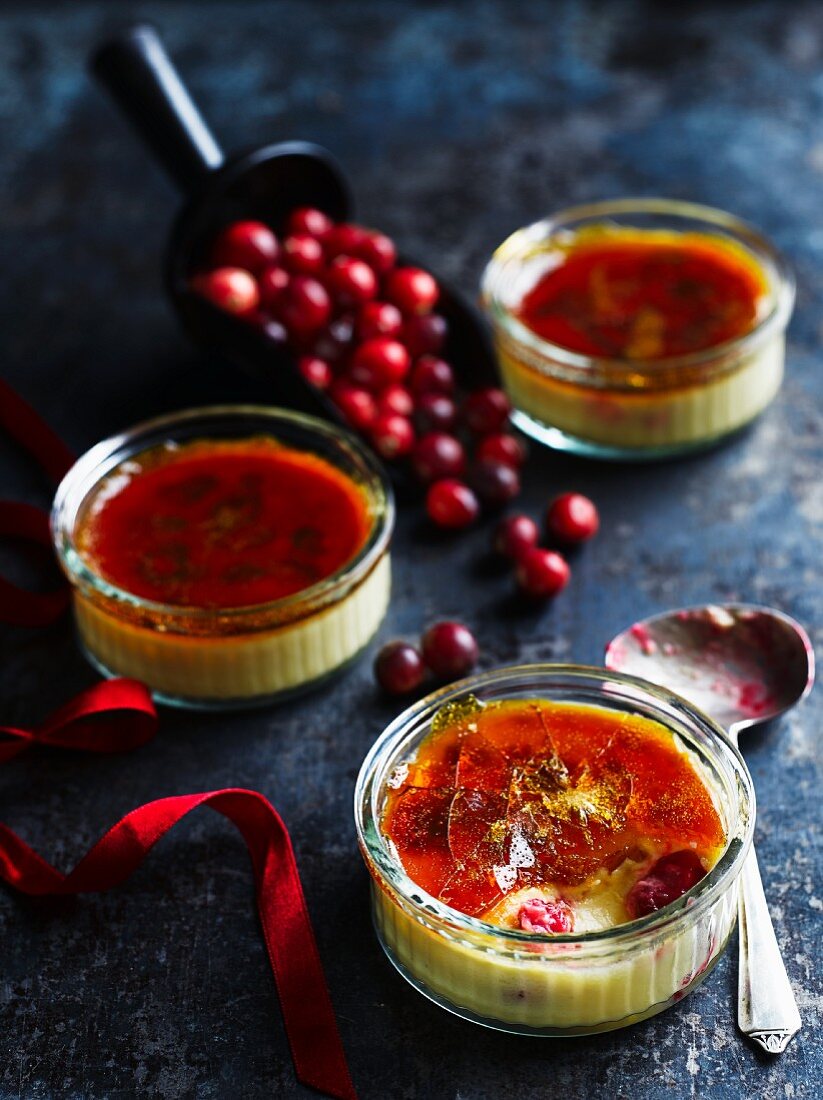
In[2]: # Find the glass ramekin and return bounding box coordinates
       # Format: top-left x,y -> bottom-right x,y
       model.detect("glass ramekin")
52,405 -> 394,709
355,664 -> 754,1036
481,199 -> 795,459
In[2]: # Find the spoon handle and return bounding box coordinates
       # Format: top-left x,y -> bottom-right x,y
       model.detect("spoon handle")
737,845 -> 801,1053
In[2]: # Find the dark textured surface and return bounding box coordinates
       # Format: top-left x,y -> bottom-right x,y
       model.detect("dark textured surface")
0,2 -> 820,1097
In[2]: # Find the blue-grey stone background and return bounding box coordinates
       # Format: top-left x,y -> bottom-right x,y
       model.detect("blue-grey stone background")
0,1 -> 820,1097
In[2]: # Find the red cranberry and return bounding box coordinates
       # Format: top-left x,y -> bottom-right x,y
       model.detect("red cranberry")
259,318 -> 288,345
374,641 -> 426,695
493,514 -> 539,560
281,233 -> 325,274
409,355 -> 455,396
276,275 -> 331,333
330,383 -> 378,432
192,267 -> 259,317
414,393 -> 457,434
356,301 -> 403,342
385,266 -> 439,315
324,223 -> 369,259
476,432 -> 526,469
515,548 -> 571,599
470,459 -> 521,508
349,338 -> 410,390
421,621 -> 479,680
286,206 -> 334,240
403,313 -> 447,358
546,492 -> 600,544
379,384 -> 414,418
627,851 -> 707,919
327,255 -> 378,306
211,220 -> 279,273
298,356 -> 332,389
518,898 -> 574,934
258,265 -> 291,311
356,231 -> 397,275
411,432 -> 466,483
370,414 -> 415,460
426,479 -> 479,529
308,315 -> 355,365
463,387 -> 512,435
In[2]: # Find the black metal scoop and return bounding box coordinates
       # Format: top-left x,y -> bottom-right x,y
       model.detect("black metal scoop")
90,25 -> 498,428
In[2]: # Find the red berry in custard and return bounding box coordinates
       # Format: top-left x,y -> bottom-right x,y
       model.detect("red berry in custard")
403,313 -> 447,358
421,621 -> 479,680
414,392 -> 457,435
409,355 -> 456,396
385,266 -> 439,315
518,897 -> 574,934
462,387 -> 512,435
425,479 -> 479,529
211,220 -> 279,273
493,514 -> 539,560
324,223 -> 369,259
258,265 -> 291,311
327,255 -> 379,306
192,267 -> 260,317
298,355 -> 333,390
281,233 -> 325,274
330,383 -> 378,432
515,548 -> 570,599
286,206 -> 334,240
370,413 -> 415,460
411,432 -> 467,483
374,641 -> 426,695
379,384 -> 414,418
349,337 -> 410,390
356,301 -> 404,342
356,231 -> 397,275
626,850 -> 707,919
476,432 -> 526,469
276,275 -> 331,333
546,492 -> 600,544
470,459 -> 521,508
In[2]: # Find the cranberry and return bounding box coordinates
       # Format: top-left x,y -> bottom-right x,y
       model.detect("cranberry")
518,897 -> 574,934
403,313 -> 447,358
310,315 -> 355,365
356,231 -> 397,275
414,393 -> 457,434
426,479 -> 479,529
211,220 -> 279,273
286,206 -> 334,239
470,459 -> 521,508
421,621 -> 479,680
374,641 -> 426,695
276,275 -> 331,333
330,383 -> 378,432
411,433 -> 467,483
281,233 -> 325,275
409,355 -> 456,396
385,266 -> 439,315
192,267 -> 260,317
370,414 -> 415,460
515,548 -> 570,599
462,387 -> 512,435
493,514 -> 539,560
324,223 -> 369,260
327,255 -> 378,306
259,318 -> 288,345
258,265 -> 291,311
476,432 -> 526,469
356,301 -> 403,342
298,355 -> 332,389
627,851 -> 707,919
546,492 -> 600,544
379,384 -> 414,418
349,338 -> 410,390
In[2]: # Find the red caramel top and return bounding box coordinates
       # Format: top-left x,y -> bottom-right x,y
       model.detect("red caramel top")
76,438 -> 371,609
382,698 -> 725,918
515,228 -> 768,360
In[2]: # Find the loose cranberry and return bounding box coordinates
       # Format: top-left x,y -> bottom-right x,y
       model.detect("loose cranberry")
627,851 -> 707,919
546,492 -> 600,544
414,393 -> 457,434
385,266 -> 439,315
470,459 -> 521,508
421,621 -> 479,680
493,514 -> 539,560
515,548 -> 571,599
286,206 -> 334,240
259,318 -> 288,345
324,223 -> 369,259
411,432 -> 467,483
403,313 -> 447,358
310,314 -> 355,365
258,265 -> 291,311
370,414 -> 415,460
281,233 -> 325,274
462,387 -> 512,435
518,897 -> 574,934
192,267 -> 260,317
349,338 -> 410,390
357,231 -> 397,275
298,355 -> 332,389
327,255 -> 378,306
476,432 -> 526,469
409,355 -> 456,396
276,275 -> 331,333
356,301 -> 403,342
426,479 -> 479,529
374,641 -> 426,695
211,220 -> 279,273
379,384 -> 414,418
330,383 -> 378,432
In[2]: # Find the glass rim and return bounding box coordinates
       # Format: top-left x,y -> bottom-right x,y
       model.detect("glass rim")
481,197 -> 795,378
355,662 -> 755,951
51,403 -> 395,623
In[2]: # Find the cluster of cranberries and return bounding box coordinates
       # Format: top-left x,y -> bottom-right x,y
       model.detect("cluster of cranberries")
191,212 -> 524,527
493,492 -> 599,599
374,621 -> 479,696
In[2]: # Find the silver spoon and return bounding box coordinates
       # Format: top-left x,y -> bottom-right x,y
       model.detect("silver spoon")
606,603 -> 814,1054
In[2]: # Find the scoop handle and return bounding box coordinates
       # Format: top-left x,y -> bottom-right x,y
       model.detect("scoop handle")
90,24 -> 223,193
